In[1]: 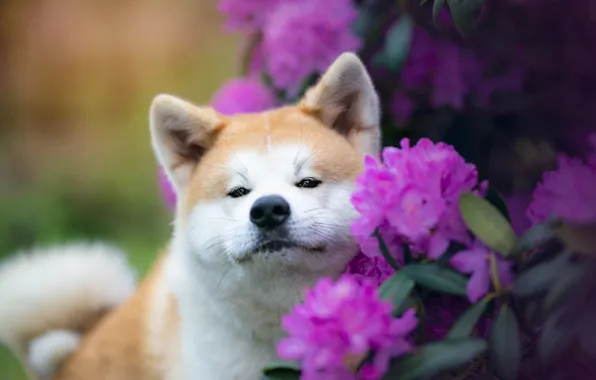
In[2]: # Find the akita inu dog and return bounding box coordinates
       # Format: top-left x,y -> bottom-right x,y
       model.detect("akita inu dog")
0,52 -> 381,380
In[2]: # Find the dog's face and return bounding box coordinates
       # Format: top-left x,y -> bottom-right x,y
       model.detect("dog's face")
150,53 -> 380,278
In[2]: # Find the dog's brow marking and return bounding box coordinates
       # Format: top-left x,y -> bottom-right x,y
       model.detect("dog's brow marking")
264,112 -> 272,156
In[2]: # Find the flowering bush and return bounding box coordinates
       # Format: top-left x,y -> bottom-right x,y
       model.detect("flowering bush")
159,0 -> 596,378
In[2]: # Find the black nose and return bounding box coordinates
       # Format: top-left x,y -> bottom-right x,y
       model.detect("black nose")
250,195 -> 291,229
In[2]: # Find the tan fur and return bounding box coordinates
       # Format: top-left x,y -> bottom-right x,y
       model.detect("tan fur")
47,52 -> 378,380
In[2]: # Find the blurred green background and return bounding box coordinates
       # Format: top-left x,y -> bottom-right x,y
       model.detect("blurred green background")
0,0 -> 239,377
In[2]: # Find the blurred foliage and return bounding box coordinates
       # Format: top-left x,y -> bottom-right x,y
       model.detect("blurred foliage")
0,0 -> 240,377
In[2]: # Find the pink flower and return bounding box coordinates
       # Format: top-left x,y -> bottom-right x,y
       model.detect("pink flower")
450,240 -> 512,303
158,168 -> 176,210
527,154 -> 596,225
351,138 -> 482,260
218,0 -> 280,31
278,275 -> 418,380
211,77 -> 276,115
261,0 -> 361,95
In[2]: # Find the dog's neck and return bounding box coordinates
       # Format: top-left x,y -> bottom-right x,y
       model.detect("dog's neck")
166,239 -> 333,344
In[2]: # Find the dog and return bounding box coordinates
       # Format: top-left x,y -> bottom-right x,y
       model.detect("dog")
0,52 -> 381,380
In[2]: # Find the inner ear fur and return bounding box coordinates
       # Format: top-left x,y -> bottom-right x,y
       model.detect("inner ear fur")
149,94 -> 224,190
299,52 -> 381,156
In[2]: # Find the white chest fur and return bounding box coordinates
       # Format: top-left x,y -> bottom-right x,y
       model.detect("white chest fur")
165,248 -> 330,380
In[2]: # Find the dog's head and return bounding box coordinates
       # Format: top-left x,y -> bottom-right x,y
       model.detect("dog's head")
150,53 -> 380,279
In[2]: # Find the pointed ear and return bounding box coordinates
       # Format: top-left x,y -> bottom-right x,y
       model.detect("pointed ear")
299,52 -> 381,156
149,94 -> 223,191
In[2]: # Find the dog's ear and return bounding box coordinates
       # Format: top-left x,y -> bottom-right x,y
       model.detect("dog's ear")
149,94 -> 223,192
299,52 -> 381,156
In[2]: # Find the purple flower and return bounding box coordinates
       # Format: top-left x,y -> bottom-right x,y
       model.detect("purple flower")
261,0 -> 361,94
211,77 -> 276,115
277,275 -> 418,379
527,154 -> 596,225
450,240 -> 513,303
218,0 -> 280,31
158,168 -> 177,210
351,138 -> 482,260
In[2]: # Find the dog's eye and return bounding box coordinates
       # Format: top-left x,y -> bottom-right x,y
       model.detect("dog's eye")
295,177 -> 322,189
227,187 -> 251,198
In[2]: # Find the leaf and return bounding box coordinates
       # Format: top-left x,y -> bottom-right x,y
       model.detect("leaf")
447,295 -> 493,339
385,338 -> 487,380
375,229 -> 401,271
511,220 -> 556,255
484,186 -> 511,222
432,0 -> 446,25
261,361 -> 301,380
489,305 -> 521,380
379,271 -> 415,312
511,252 -> 568,298
543,263 -> 588,312
459,192 -> 517,256
372,14 -> 414,73
352,7 -> 376,38
402,263 -> 468,296
538,307 -> 574,363
446,0 -> 484,37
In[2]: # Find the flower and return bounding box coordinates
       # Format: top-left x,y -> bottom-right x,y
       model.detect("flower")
527,154 -> 596,225
158,168 -> 176,210
261,0 -> 361,95
217,0 -> 280,31
351,138 -> 483,259
450,239 -> 513,303
277,275 -> 418,380
211,77 -> 276,115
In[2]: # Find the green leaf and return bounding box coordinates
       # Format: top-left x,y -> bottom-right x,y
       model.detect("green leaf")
379,271 -> 415,312
372,14 -> 414,73
402,263 -> 468,296
543,263 -> 588,312
352,8 -> 376,38
511,252 -> 568,298
432,0 -> 447,25
511,220 -> 556,255
446,0 -> 484,37
386,338 -> 487,380
538,307 -> 574,363
459,192 -> 517,256
261,361 -> 301,380
447,295 -> 493,339
489,305 -> 521,380
375,229 -> 401,271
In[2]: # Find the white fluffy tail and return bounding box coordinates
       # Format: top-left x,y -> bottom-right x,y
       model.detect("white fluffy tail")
0,242 -> 137,379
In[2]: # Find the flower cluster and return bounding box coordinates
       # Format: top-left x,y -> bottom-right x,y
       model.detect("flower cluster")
351,138 -> 484,260
527,143 -> 596,225
211,77 -> 276,115
219,0 -> 361,95
278,275 -> 417,379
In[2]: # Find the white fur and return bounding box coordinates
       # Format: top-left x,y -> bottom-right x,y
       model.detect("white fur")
165,144 -> 359,379
29,330 -> 81,380
0,242 -> 137,378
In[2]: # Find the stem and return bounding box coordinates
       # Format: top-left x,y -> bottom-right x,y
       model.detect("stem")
489,253 -> 503,294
